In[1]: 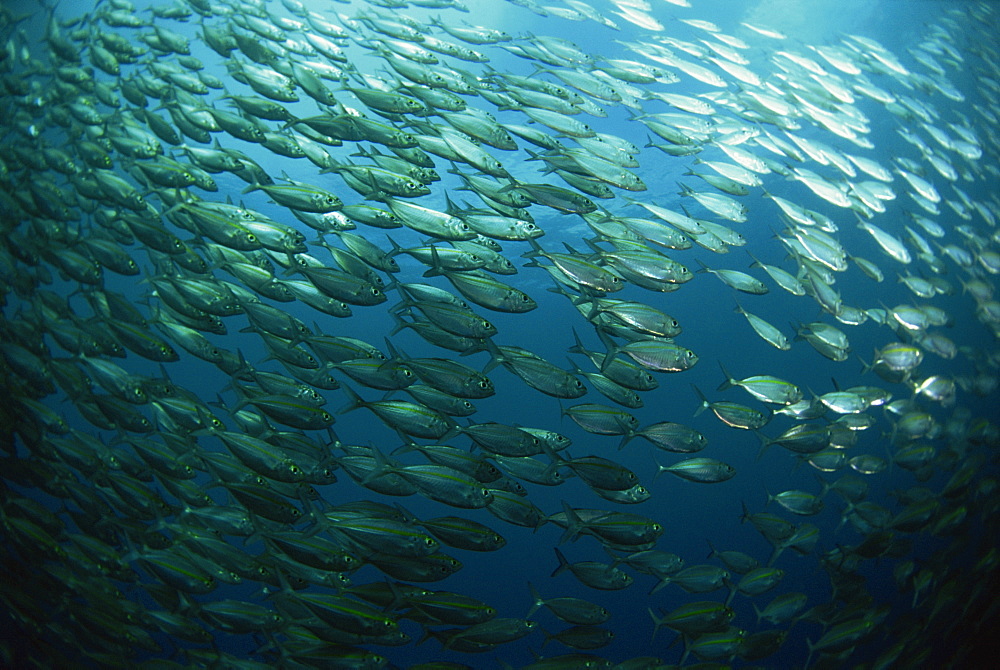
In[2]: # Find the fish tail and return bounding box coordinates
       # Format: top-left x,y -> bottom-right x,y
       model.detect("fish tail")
648,578 -> 670,595
336,382 -> 365,415
650,454 -> 667,484
525,582 -> 544,619
557,500 -> 584,545
647,607 -> 665,642
716,360 -> 734,390
521,237 -> 544,258
551,547 -> 570,578
387,311 -> 411,337
359,447 -> 394,487
754,430 -> 774,462
854,351 -> 873,376
595,328 -> 618,372
691,384 -> 709,417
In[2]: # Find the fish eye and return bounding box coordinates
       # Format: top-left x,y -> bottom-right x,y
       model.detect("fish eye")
403,369 -> 413,377
290,465 -> 302,474
424,537 -> 435,546
290,508 -> 301,517
482,320 -> 492,328
671,320 -> 679,327
372,288 -> 381,296
247,234 -> 257,242
322,412 -> 332,421
479,380 -> 489,388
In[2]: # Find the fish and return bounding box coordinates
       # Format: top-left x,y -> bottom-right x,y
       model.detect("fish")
734,302 -> 791,350
697,260 -> 770,294
2,1 -> 997,669
654,457 -> 736,484
717,363 -> 803,405
552,548 -> 633,590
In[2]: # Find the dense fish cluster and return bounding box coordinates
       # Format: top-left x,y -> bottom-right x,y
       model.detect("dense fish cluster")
2,0 -> 999,667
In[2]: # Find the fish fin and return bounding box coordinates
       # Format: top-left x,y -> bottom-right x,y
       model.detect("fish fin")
754,430 -> 774,462
481,338 -> 506,375
387,311 -> 412,337
525,582 -> 545,619
382,336 -> 405,362
336,382 -> 364,415
690,384 -> 709,417
567,327 -> 586,356
648,607 -> 666,642
420,245 -> 444,278
551,547 -> 571,578
716,361 -> 734,391
739,501 -> 752,524
595,328 -> 618,372
557,500 -> 584,545
650,453 -> 668,484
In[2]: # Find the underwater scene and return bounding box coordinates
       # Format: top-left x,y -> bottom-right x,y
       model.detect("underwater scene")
1,0 -> 999,667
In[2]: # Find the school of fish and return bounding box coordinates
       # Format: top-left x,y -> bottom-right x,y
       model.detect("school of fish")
1,0 -> 998,667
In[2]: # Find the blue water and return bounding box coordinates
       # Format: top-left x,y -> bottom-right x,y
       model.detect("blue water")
1,0 -> 998,668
